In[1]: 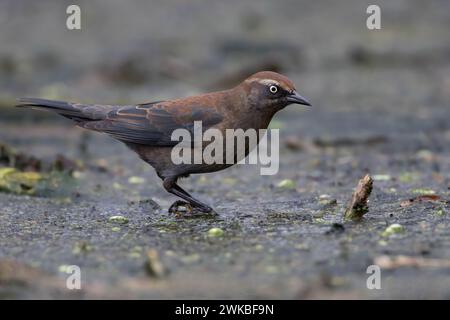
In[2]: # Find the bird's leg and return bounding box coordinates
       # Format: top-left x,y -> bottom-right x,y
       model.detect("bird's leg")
163,177 -> 213,213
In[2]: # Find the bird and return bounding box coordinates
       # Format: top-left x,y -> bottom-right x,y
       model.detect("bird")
17,71 -> 311,213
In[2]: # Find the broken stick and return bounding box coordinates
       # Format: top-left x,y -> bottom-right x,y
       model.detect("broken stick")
344,174 -> 373,220
375,255 -> 450,269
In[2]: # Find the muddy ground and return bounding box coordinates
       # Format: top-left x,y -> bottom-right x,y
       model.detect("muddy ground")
0,0 -> 450,299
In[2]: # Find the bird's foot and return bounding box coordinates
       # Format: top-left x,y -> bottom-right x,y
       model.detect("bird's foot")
168,201 -> 217,217
168,200 -> 193,215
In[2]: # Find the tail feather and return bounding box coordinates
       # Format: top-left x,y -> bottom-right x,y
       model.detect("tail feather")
17,98 -> 73,110
17,98 -> 102,122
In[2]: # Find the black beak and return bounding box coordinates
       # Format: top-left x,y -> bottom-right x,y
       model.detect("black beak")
286,91 -> 311,106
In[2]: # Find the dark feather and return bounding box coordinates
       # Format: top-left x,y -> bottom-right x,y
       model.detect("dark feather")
17,98 -> 223,146
84,104 -> 223,146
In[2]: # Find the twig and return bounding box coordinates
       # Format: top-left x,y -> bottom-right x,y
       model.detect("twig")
344,174 -> 373,220
375,255 -> 450,269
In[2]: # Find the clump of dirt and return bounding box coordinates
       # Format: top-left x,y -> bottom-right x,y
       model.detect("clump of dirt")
0,142 -> 81,173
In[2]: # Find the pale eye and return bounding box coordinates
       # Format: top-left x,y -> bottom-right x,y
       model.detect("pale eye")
269,85 -> 278,94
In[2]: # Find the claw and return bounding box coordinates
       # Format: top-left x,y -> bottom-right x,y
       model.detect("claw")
195,205 -> 217,216
198,204 -> 212,212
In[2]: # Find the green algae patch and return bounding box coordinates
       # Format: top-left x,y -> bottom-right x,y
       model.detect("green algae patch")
411,188 -> 436,195
372,174 -> 391,181
0,167 -> 44,195
277,179 -> 296,189
0,165 -> 76,197
108,215 -> 129,224
207,227 -> 225,237
381,224 -> 405,237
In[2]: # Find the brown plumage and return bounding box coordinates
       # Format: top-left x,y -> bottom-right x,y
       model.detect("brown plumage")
17,71 -> 311,213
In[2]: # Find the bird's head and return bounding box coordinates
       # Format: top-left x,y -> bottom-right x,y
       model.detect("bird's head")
240,71 -> 311,112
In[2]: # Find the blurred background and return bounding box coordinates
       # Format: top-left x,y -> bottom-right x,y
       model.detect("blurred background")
0,0 -> 450,299
2,0 -> 450,142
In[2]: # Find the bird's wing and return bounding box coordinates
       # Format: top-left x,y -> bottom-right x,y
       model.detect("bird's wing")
82,101 -> 224,146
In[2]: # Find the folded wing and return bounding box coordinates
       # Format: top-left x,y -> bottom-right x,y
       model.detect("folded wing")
17,98 -> 223,146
